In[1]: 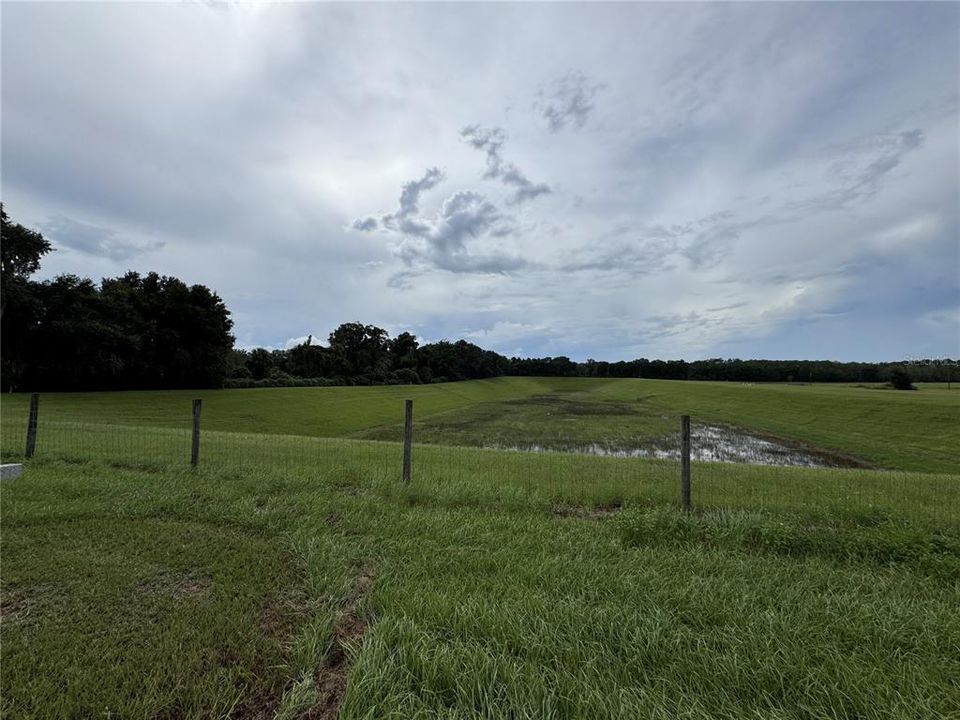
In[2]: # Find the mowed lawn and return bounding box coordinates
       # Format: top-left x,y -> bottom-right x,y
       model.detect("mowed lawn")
2,377 -> 958,472
0,377 -> 554,438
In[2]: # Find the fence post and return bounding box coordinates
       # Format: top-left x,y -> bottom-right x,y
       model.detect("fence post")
191,399 -> 202,467
402,399 -> 413,484
680,414 -> 691,511
25,393 -> 39,458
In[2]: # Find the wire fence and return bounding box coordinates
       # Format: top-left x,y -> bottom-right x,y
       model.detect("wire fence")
1,394 -> 957,526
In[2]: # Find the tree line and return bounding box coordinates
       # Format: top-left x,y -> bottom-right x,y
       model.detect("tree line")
229,339 -> 955,388
2,206 -> 955,392
2,206 -> 233,391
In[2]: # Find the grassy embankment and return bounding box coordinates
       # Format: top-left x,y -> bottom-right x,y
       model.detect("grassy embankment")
2,377 -> 958,472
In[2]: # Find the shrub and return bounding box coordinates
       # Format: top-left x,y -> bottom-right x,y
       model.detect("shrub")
889,369 -> 916,390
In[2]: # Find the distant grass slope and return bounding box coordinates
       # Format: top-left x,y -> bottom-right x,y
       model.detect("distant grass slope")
361,378 -> 958,473
592,379 -> 959,474
1,376 -> 956,472
0,377 -> 562,438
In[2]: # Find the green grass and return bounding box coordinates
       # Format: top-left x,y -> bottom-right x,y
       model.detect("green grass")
360,392 -> 678,452
2,446 -> 958,718
2,378 -> 958,717
594,379 -> 959,473
3,377 -> 956,471
367,378 -> 960,473
0,377 -> 557,438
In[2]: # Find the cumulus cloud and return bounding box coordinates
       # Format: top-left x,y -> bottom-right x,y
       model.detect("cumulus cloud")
459,125 -> 507,179
460,125 -> 551,205
398,190 -> 527,274
351,216 -> 378,231
3,2 -> 956,359
536,71 -> 606,132
357,170 -> 526,277
396,167 -> 445,219
352,167 -> 446,234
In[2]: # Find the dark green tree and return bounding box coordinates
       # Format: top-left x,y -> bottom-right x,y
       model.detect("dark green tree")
388,331 -> 419,370
1,206 -> 52,389
328,322 -> 390,378
1,204 -> 52,319
889,369 -> 916,390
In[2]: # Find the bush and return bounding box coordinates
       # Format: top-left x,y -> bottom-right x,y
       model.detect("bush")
889,369 -> 916,390
391,368 -> 421,385
222,376 -> 339,389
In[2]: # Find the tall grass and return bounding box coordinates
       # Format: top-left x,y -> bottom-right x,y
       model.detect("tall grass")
2,434 -> 958,716
3,417 -> 957,526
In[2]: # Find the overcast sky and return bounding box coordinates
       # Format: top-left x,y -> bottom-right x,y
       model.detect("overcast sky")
3,2 -> 958,361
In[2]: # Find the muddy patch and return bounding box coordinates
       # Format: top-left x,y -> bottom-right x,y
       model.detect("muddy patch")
505,395 -> 642,417
301,568 -> 376,720
552,502 -> 622,520
491,424 -> 868,468
136,570 -> 212,599
1,582 -> 63,624
256,587 -> 316,646
232,688 -> 284,720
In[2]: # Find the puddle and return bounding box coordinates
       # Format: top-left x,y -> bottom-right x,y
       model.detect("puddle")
487,424 -> 864,468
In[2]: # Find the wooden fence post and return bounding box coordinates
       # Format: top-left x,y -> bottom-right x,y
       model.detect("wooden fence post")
402,399 -> 413,484
25,393 -> 39,458
191,399 -> 202,467
680,415 -> 691,511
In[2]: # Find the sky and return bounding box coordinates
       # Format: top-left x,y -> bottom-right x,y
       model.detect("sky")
2,1 -> 958,362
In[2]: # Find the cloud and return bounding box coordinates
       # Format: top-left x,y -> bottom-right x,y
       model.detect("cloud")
398,190 -> 527,274
500,166 -> 551,205
41,215 -> 164,261
357,170 -> 526,276
536,71 -> 605,132
460,125 -> 551,205
681,225 -> 739,270
459,125 -> 506,179
396,167 -> 445,219
873,213 -> 942,252
351,216 -> 378,231
284,334 -> 324,349
353,166 -> 447,235
559,232 -> 677,275
465,320 -> 550,347
3,2 -> 956,359
788,130 -> 926,212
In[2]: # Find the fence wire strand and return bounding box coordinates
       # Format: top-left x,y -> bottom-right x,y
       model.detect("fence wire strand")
2,396 -> 956,527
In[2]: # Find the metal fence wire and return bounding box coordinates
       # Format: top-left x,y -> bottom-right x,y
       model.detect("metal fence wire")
1,395 -> 956,526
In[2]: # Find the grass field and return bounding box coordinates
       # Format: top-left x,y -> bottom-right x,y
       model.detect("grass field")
2,450 -> 958,718
2,377 -> 957,471
1,378 -> 958,718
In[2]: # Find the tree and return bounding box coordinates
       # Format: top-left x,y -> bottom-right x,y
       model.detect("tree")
1,207 -> 53,389
247,348 -> 277,380
1,204 -> 52,320
0,209 -> 235,391
287,336 -> 331,378
19,271 -> 234,390
889,369 -> 916,391
328,322 -> 390,377
388,331 -> 419,370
